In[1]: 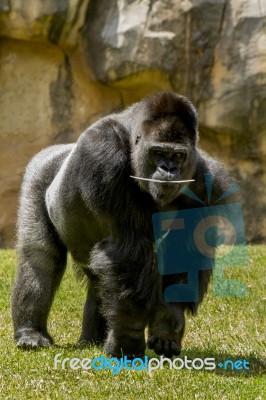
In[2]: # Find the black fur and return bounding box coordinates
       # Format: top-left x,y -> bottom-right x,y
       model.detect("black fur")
12,92 -> 236,357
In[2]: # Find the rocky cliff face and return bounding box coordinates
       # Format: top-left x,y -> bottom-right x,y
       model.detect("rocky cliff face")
0,0 -> 265,246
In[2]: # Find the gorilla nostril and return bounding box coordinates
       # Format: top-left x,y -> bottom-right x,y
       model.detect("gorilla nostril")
159,165 -> 170,173
170,167 -> 178,174
158,165 -> 178,175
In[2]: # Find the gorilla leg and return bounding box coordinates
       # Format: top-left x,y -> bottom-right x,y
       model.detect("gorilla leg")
12,179 -> 67,348
89,239 -> 152,357
12,144 -> 72,348
147,269 -> 212,357
12,245 -> 67,348
79,283 -> 107,344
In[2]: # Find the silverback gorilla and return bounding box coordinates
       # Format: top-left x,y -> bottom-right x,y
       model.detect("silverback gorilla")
12,92 -> 235,357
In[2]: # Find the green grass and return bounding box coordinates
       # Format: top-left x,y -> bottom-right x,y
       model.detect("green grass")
0,247 -> 265,400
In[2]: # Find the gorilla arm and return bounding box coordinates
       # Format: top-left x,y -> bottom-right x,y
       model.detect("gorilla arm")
147,149 -> 239,356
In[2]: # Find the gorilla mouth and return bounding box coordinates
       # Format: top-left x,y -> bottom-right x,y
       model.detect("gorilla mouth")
130,175 -> 195,184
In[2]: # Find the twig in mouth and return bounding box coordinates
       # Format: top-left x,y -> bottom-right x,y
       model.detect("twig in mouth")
130,175 -> 195,184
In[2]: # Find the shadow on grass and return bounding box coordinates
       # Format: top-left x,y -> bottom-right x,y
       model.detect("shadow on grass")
175,347 -> 265,377
53,342 -> 105,352
17,341 -> 103,354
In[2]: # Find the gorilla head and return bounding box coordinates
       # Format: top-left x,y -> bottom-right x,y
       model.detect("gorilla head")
131,92 -> 198,207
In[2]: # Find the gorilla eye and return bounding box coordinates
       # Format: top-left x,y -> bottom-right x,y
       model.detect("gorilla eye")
155,151 -> 165,158
176,152 -> 186,161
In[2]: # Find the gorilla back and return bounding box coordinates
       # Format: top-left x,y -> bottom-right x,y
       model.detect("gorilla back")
12,91 -> 235,357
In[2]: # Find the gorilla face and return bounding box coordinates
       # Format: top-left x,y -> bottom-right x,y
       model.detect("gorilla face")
131,115 -> 197,207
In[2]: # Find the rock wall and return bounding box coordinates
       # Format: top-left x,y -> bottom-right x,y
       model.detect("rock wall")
0,0 -> 265,246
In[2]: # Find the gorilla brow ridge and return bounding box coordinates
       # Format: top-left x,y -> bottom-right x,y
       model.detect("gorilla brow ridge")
144,92 -> 198,135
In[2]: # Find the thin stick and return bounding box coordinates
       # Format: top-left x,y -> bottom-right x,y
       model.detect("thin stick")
130,175 -> 195,184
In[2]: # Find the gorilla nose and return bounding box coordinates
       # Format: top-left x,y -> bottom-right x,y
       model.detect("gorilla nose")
158,160 -> 178,175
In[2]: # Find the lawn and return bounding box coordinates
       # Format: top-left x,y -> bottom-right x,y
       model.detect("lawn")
0,246 -> 265,399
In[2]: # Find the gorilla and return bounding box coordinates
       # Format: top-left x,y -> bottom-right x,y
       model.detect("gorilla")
12,92 -> 235,357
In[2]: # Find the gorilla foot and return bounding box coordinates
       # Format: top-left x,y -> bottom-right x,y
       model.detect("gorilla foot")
14,328 -> 54,349
104,329 -> 145,358
147,335 -> 181,357
148,303 -> 185,357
